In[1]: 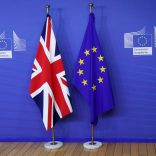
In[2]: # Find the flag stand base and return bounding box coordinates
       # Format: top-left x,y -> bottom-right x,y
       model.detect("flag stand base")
44,141 -> 63,149
83,141 -> 102,150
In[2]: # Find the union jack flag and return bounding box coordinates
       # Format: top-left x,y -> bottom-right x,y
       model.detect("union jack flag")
30,15 -> 73,130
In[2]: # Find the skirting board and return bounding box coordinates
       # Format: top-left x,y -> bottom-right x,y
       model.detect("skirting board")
0,138 -> 156,142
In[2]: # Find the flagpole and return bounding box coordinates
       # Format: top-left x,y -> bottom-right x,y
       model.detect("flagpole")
46,4 -> 50,14
89,2 -> 95,146
89,3 -> 94,13
91,124 -> 94,145
52,128 -> 55,145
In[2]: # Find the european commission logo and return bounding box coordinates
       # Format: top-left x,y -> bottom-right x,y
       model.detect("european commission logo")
133,35 -> 152,47
124,27 -> 153,56
0,39 -> 12,58
0,31 -> 26,59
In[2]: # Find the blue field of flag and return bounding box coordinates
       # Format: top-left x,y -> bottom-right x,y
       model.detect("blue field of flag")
133,35 -> 152,47
0,39 -> 12,51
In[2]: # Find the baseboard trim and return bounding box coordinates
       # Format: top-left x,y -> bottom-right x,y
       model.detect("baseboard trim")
0,138 -> 156,142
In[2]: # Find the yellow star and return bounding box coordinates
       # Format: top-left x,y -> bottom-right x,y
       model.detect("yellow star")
100,66 -> 106,73
77,69 -> 83,76
84,49 -> 90,56
92,84 -> 96,91
78,59 -> 84,65
82,79 -> 88,86
97,77 -> 103,83
98,55 -> 104,61
92,46 -> 97,53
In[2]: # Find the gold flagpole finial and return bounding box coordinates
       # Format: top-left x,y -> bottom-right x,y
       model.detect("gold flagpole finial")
89,3 -> 94,13
46,4 -> 50,14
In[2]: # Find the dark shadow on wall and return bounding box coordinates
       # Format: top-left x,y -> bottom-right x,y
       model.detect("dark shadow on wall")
52,8 -> 87,124
95,6 -> 125,115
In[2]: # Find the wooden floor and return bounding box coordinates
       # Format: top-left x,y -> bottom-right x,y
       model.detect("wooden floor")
0,143 -> 156,156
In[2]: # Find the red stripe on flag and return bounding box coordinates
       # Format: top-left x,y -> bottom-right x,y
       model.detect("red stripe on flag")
33,64 -> 37,70
29,43 -> 51,94
61,78 -> 68,86
51,60 -> 71,117
46,17 -> 51,51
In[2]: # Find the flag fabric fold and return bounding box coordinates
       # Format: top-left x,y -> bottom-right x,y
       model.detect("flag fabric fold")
30,15 -> 73,130
73,13 -> 114,126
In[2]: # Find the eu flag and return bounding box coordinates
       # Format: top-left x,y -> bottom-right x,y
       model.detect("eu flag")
0,39 -> 12,51
133,35 -> 152,47
73,13 -> 114,126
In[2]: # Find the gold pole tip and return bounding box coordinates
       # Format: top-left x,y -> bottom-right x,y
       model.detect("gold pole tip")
46,4 -> 50,14
89,3 -> 94,13
89,3 -> 94,7
46,4 -> 50,9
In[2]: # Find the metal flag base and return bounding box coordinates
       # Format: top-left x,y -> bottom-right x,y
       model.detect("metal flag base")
44,141 -> 63,150
83,141 -> 102,150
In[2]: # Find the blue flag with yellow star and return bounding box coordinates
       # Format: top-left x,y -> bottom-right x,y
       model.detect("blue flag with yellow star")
73,13 -> 114,126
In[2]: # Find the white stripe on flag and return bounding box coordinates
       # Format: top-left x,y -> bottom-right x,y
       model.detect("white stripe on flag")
57,71 -> 73,113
